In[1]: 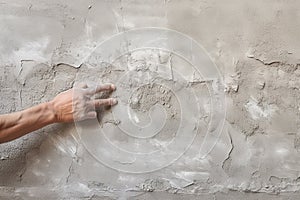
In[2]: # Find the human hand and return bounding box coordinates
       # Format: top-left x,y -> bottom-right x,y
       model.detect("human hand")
49,83 -> 117,123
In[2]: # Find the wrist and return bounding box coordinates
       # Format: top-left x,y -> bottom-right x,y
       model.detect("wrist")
46,101 -> 58,123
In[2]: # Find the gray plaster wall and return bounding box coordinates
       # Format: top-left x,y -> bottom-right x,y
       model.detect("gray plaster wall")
0,0 -> 300,199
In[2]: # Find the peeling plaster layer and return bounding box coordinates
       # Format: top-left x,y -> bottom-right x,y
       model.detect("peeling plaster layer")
0,0 -> 300,199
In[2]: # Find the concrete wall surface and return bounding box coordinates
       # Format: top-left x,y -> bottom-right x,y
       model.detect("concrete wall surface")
0,0 -> 300,199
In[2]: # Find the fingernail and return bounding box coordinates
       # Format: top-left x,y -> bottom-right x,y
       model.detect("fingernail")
111,84 -> 116,90
112,98 -> 118,105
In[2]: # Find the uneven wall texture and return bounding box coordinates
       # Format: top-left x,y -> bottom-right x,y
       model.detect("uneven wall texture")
0,0 -> 300,199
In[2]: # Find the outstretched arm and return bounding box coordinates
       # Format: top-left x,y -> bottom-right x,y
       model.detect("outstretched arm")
0,83 -> 117,143
0,102 -> 56,143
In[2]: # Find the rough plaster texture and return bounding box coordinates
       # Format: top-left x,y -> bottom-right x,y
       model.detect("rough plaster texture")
0,0 -> 300,199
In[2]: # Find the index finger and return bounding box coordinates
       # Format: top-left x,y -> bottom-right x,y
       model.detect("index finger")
86,84 -> 116,95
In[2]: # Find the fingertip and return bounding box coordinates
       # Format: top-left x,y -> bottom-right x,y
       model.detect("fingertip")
111,84 -> 116,91
111,98 -> 118,105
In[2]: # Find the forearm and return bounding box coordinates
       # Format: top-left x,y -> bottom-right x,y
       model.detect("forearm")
0,102 -> 56,143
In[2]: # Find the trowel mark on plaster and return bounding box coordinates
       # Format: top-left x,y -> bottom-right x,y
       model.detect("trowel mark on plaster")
13,37 -> 50,75
245,97 -> 277,120
0,15 -> 66,71
228,53 -> 300,136
49,132 -> 79,158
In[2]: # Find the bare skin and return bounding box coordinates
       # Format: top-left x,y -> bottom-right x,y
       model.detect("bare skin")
0,83 -> 117,144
